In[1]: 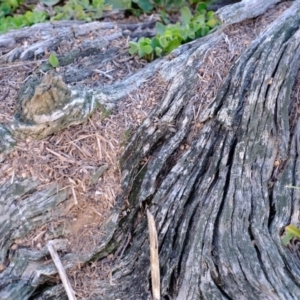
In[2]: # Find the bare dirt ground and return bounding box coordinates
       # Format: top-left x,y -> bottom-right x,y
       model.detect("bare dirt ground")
0,2 -> 294,298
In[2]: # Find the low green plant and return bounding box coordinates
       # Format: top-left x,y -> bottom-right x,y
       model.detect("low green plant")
0,10 -> 47,32
132,0 -> 213,13
0,0 -> 217,58
132,0 -> 181,12
280,185 -> 300,246
51,0 -> 106,21
48,53 -> 59,68
0,0 -> 107,32
282,224 -> 300,246
0,0 -> 46,32
105,0 -> 131,9
0,0 -> 23,17
129,3 -> 219,61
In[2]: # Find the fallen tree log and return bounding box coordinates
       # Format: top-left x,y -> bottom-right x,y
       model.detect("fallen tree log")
1,0 -> 300,299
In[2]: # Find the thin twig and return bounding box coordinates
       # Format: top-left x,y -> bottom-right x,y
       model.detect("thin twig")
47,241 -> 77,300
0,59 -> 47,70
147,209 -> 160,300
71,185 -> 78,205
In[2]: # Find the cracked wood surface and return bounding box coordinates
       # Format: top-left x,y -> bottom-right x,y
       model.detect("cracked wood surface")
1,0 -> 300,299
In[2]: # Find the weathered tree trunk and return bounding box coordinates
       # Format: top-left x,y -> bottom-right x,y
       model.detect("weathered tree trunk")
1,0 -> 300,299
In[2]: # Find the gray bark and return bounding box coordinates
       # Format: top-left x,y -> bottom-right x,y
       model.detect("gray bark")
1,0 -> 300,299
217,0 -> 283,24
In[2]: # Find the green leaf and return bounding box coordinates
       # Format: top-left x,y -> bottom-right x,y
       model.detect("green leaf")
180,6 -> 192,26
8,0 -> 21,9
1,3 -> 12,16
165,39 -> 180,54
281,224 -> 300,246
193,13 -> 205,25
196,2 -> 207,11
24,11 -> 33,24
108,0 -> 131,9
156,22 -> 166,35
179,27 -> 188,40
165,0 -> 185,9
34,11 -> 47,22
281,232 -> 294,246
51,12 -> 65,20
286,225 -> 300,239
81,0 -> 92,9
140,45 -> 153,55
137,49 -> 145,57
0,21 -> 9,32
23,11 -> 46,24
197,8 -> 206,16
155,46 -> 162,57
200,25 -> 209,37
159,10 -> 169,24
49,53 -> 59,68
139,37 -> 151,45
206,18 -> 216,28
151,37 -> 161,49
128,41 -> 139,54
92,0 -> 104,9
163,29 -> 173,38
159,35 -> 171,49
134,0 -> 153,12
190,21 -> 201,32
11,15 -> 24,28
206,11 -> 215,19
